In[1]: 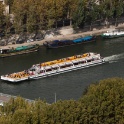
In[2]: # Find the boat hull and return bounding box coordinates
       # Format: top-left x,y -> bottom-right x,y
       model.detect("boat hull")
44,40 -> 95,49
101,30 -> 124,39
43,36 -> 96,49
1,76 -> 29,82
0,45 -> 39,58
102,34 -> 124,39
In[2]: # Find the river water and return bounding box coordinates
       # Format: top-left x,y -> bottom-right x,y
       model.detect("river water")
0,37 -> 124,103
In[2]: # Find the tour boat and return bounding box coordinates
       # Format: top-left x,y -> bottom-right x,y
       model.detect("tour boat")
0,44 -> 40,58
1,52 -> 105,82
43,36 -> 96,48
101,29 -> 124,39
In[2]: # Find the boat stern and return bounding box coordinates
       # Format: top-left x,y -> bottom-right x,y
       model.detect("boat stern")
1,74 -> 29,82
1,75 -> 16,82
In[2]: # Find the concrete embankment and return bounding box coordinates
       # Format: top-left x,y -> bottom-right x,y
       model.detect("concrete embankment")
0,24 -> 124,49
0,93 -> 34,106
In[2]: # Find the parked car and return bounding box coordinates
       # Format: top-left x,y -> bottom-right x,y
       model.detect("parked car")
0,39 -> 6,45
16,38 -> 25,44
27,38 -> 34,43
0,33 -> 5,37
35,38 -> 43,41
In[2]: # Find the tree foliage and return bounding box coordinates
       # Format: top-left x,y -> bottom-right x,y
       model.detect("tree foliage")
72,0 -> 87,28
4,0 -> 14,6
11,0 -> 78,33
79,78 -> 124,124
0,3 -> 5,31
1,0 -> 124,34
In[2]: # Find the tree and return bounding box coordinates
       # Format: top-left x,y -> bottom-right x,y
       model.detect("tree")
4,0 -> 14,6
0,3 -> 5,31
4,0 -> 14,13
72,0 -> 87,28
61,0 -> 78,26
100,0 -> 115,27
12,0 -> 29,33
86,2 -> 99,30
40,100 -> 80,124
26,0 -> 40,32
113,0 -> 123,26
79,78 -> 124,124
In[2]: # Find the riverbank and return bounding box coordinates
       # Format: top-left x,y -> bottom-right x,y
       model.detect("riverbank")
0,24 -> 124,49
0,93 -> 34,106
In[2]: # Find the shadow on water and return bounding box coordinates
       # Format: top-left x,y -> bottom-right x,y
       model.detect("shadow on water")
1,79 -> 33,86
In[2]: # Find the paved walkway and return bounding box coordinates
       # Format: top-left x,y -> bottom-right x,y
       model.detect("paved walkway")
0,24 -> 124,49
0,93 -> 34,106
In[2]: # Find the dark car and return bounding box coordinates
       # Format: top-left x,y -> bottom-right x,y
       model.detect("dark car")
0,33 -> 5,37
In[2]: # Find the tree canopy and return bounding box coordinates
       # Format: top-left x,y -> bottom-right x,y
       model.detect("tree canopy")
0,0 -> 124,36
0,2 -> 5,31
79,77 -> 124,124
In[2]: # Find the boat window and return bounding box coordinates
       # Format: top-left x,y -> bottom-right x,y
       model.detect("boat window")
60,65 -> 66,68
46,69 -> 52,72
93,57 -> 99,60
60,64 -> 73,68
30,69 -> 35,71
60,65 -> 67,68
80,61 -> 86,64
87,59 -> 92,62
65,64 -> 73,67
52,67 -> 58,70
73,62 -> 79,65
91,58 -> 94,61
40,70 -> 44,73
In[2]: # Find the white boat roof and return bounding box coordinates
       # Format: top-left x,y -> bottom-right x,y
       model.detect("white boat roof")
44,66 -> 52,69
72,59 -> 80,63
52,65 -> 59,68
86,57 -> 93,60
79,58 -> 86,61
58,63 -> 66,66
65,61 -> 73,65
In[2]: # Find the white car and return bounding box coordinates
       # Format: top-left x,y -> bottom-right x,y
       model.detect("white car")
27,38 -> 34,42
0,102 -> 3,106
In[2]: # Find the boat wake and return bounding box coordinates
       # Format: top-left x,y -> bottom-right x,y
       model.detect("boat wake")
108,60 -> 118,63
104,53 -> 124,63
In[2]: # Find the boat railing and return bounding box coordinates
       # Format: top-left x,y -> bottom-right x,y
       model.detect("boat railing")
7,71 -> 29,79
8,53 -> 95,78
40,54 -> 90,68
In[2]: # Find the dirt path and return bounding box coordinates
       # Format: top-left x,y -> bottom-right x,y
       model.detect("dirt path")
0,24 -> 123,49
